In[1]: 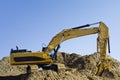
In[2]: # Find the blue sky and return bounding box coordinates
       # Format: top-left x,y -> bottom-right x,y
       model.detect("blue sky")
0,0 -> 120,61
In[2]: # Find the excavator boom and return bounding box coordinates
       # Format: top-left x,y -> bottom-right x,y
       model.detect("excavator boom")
44,27 -> 99,54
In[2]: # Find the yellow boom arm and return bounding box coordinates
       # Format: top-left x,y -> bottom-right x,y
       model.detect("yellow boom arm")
44,22 -> 110,75
44,27 -> 99,54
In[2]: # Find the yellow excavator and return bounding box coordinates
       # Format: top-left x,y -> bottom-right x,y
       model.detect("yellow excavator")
10,22 -> 111,75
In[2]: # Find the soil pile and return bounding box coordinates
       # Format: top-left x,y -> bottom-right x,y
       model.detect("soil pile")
0,52 -> 120,80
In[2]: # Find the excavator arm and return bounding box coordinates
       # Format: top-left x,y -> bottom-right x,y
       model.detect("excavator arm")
96,22 -> 111,75
44,25 -> 99,55
44,22 -> 111,75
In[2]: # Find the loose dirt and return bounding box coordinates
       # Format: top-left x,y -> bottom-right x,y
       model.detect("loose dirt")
0,52 -> 120,80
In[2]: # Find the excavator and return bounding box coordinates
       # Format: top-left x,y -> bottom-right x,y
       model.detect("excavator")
10,21 -> 111,76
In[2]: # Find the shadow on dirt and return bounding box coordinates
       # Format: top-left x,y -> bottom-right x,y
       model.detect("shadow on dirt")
0,73 -> 29,80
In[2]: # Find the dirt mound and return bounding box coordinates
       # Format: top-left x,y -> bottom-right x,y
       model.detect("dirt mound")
0,52 -> 120,80
0,57 -> 27,76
